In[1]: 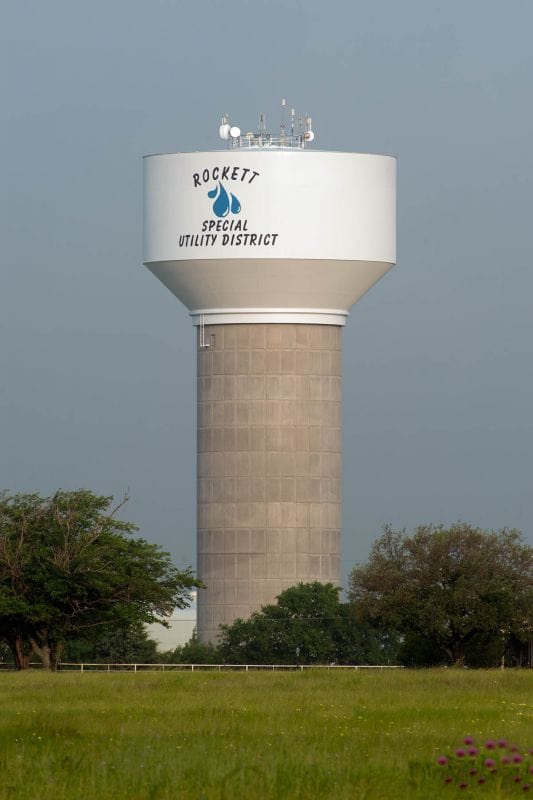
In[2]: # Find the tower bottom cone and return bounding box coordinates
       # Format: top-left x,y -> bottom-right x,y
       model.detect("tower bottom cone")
196,324 -> 342,643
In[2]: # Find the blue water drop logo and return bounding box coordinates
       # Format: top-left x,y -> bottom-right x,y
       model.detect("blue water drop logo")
208,182 -> 241,218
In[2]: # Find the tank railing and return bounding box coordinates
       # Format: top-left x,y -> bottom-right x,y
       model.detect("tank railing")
229,134 -> 308,150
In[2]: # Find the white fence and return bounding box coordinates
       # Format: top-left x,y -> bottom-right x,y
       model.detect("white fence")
0,662 -> 403,672
58,663 -> 403,672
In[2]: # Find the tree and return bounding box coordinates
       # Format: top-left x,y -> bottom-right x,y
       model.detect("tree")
161,630 -> 223,664
219,582 -> 397,665
62,620 -> 160,664
348,524 -> 533,667
0,490 -> 199,670
0,640 -> 11,665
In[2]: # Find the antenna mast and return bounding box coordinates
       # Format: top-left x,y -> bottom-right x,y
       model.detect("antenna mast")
219,100 -> 314,149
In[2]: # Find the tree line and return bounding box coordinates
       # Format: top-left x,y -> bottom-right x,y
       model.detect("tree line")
1,490 -> 532,669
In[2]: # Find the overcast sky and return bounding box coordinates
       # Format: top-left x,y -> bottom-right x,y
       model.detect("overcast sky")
2,0 -> 532,588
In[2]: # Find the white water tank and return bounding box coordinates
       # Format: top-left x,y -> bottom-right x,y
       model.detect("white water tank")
143,149 -> 396,326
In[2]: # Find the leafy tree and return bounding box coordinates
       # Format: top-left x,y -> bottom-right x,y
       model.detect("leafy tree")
348,524 -> 533,667
0,490 -> 199,670
219,582 -> 397,665
0,640 -> 11,665
62,620 -> 160,664
161,630 -> 223,664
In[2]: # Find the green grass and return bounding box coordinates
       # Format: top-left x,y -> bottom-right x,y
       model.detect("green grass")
0,670 -> 531,799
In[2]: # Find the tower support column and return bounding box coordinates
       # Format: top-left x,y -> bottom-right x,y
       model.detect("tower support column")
196,323 -> 342,643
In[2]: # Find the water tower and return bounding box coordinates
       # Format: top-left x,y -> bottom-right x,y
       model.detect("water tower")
143,103 -> 396,642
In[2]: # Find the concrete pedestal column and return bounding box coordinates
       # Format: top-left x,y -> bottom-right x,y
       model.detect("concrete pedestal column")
196,323 -> 342,643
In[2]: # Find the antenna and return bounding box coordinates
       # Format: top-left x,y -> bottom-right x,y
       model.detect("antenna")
304,114 -> 314,142
217,102 -> 314,148
219,114 -> 230,141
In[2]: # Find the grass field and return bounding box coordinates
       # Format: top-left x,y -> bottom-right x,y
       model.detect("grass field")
0,669 -> 532,799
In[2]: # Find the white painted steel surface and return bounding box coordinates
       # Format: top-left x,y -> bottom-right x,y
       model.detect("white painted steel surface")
143,150 -> 396,325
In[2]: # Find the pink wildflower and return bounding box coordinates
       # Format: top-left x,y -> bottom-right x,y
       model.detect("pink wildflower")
498,739 -> 508,748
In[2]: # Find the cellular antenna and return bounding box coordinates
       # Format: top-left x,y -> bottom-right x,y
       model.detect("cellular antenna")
219,114 -> 230,141
218,101 -> 315,149
218,114 -> 241,142
305,114 -> 314,142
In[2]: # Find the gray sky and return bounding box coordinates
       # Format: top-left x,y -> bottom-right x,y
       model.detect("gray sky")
2,0 -> 532,588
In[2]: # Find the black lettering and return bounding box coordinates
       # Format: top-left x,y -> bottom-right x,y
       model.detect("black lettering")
193,173 -> 200,188
231,167 -> 239,180
249,234 -> 257,245
222,234 -> 229,245
271,234 -> 279,245
222,166 -> 230,180
235,234 -> 242,246
202,169 -> 210,183
249,171 -> 259,183
201,221 -> 208,232
240,168 -> 250,182
212,167 -> 219,180
208,220 -> 216,231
